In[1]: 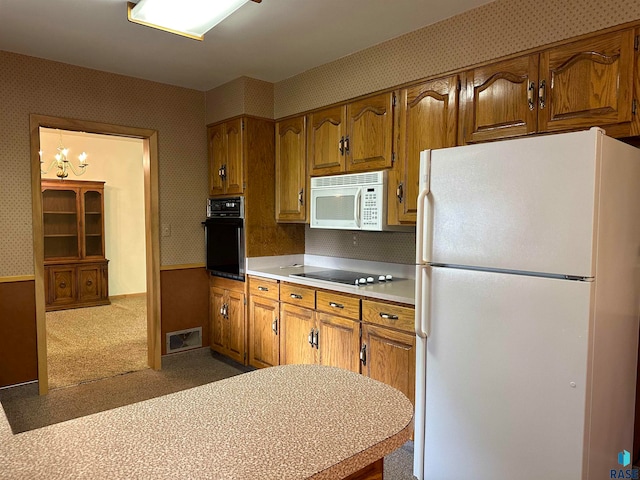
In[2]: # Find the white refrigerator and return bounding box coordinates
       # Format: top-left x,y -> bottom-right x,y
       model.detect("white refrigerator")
413,128 -> 640,480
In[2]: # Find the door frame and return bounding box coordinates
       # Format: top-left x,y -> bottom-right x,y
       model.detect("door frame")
30,114 -> 162,394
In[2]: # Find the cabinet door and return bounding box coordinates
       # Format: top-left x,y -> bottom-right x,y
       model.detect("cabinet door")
226,290 -> 246,364
77,265 -> 101,302
346,92 -> 395,172
362,324 -> 415,405
391,77 -> 459,225
249,295 -> 280,368
463,55 -> 539,143
225,118 -> 244,195
50,266 -> 76,307
307,106 -> 346,176
280,303 -> 316,365
316,313 -> 360,373
83,189 -> 105,258
275,116 -> 307,222
210,286 -> 227,353
538,29 -> 635,132
208,124 -> 226,196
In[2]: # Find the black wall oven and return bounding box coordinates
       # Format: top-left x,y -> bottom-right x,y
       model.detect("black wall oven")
203,197 -> 245,281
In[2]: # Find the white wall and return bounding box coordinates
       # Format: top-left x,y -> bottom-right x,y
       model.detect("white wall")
40,128 -> 146,296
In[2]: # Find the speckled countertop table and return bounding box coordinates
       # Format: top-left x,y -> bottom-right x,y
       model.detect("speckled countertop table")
246,255 -> 416,305
0,365 -> 413,479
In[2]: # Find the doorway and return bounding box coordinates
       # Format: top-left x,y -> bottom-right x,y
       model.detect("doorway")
40,128 -> 147,389
30,115 -> 161,395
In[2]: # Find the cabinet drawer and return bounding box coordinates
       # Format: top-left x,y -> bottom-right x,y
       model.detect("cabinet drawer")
362,300 -> 414,333
248,276 -> 279,301
316,290 -> 360,320
280,283 -> 315,309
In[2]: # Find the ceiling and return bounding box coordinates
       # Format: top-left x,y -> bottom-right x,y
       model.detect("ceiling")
0,0 -> 492,91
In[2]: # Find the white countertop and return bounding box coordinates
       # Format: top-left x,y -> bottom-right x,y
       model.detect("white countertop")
246,255 -> 416,305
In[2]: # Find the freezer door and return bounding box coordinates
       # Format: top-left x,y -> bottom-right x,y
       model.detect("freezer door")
419,129 -> 601,277
419,266 -> 591,480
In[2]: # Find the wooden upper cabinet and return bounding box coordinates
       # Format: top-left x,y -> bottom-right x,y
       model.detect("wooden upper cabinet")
462,28 -> 637,143
538,29 -> 635,133
225,119 -> 244,195
463,55 -> 539,143
307,92 -> 395,176
208,123 -> 226,196
208,118 -> 244,196
275,116 -> 307,222
307,106 -> 346,176
390,76 -> 459,225
345,92 -> 395,172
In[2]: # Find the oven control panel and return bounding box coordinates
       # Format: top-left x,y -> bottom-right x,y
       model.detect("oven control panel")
207,197 -> 244,218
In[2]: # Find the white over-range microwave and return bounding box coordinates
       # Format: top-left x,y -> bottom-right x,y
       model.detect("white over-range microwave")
310,170 -> 392,231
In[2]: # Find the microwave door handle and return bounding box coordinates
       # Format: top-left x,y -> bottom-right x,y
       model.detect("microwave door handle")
355,189 -> 362,228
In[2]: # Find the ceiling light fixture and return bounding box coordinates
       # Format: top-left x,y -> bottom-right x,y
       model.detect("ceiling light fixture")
127,0 -> 262,41
40,131 -> 89,179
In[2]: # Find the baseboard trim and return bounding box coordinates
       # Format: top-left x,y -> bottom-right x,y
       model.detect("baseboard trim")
0,380 -> 38,391
109,292 -> 147,300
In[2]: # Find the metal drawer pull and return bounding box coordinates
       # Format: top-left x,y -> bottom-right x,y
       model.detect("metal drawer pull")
308,328 -> 314,346
290,293 -> 303,299
272,318 -> 278,334
329,302 -> 344,309
59,282 -> 66,288
86,280 -> 93,286
379,312 -> 399,320
257,286 -> 269,292
313,329 -> 319,349
359,344 -> 367,365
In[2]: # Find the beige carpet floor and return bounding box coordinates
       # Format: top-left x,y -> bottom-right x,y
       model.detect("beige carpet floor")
46,295 -> 148,389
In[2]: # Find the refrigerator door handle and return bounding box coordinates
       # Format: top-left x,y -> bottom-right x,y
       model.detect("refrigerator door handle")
416,150 -> 432,264
414,265 -> 431,338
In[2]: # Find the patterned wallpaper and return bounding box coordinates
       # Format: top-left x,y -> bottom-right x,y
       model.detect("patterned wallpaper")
0,51 -> 207,277
305,226 -> 417,265
274,0 -> 640,117
205,76 -> 274,124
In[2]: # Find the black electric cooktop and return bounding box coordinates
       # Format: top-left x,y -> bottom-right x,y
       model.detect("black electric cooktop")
290,269 -> 395,286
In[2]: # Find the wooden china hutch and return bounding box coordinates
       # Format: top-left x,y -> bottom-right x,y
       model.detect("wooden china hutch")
41,179 -> 110,311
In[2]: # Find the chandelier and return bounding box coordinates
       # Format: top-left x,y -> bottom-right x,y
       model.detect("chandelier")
40,131 -> 89,179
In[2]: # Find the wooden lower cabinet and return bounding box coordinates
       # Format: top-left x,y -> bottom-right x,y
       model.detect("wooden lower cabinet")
248,295 -> 280,368
316,312 -> 360,373
280,303 -> 316,365
209,278 -> 246,364
45,261 -> 109,311
361,323 -> 416,405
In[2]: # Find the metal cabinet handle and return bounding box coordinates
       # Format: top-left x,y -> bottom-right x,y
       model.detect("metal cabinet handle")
86,279 -> 93,286
298,189 -> 304,206
527,82 -> 535,111
339,136 -> 344,155
344,135 -> 350,155
379,312 -> 399,320
360,344 -> 367,365
396,183 -> 404,203
313,328 -> 319,349
329,302 -> 344,309
59,282 -> 66,288
308,328 -> 314,346
272,317 -> 278,334
538,80 -> 546,109
219,164 -> 227,179
290,293 -> 303,300
257,286 -> 269,292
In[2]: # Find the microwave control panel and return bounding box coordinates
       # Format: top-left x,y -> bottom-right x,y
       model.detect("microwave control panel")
362,186 -> 383,229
